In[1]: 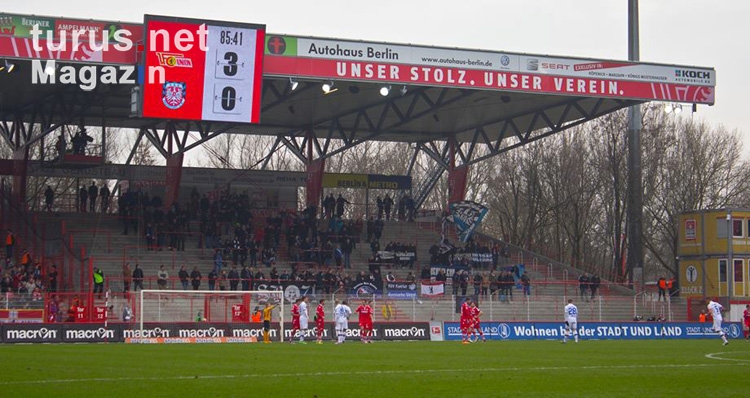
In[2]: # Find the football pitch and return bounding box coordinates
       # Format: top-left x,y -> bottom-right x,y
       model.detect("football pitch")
1,339 -> 747,398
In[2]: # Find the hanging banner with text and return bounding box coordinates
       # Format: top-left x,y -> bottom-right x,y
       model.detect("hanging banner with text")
263,35 -> 715,104
0,12 -> 143,64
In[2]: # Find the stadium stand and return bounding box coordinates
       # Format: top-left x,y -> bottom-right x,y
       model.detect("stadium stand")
1,184 -> 685,324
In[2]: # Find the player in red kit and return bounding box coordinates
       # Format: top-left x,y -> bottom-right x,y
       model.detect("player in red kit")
460,298 -> 472,344
744,304 -> 750,340
289,298 -> 301,343
470,301 -> 486,342
315,299 -> 326,344
356,299 -> 374,343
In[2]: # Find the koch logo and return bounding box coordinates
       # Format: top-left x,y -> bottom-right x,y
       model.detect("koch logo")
675,69 -> 710,79
674,69 -> 711,83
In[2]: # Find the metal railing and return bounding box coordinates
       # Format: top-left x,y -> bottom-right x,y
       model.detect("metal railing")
29,287 -> 684,324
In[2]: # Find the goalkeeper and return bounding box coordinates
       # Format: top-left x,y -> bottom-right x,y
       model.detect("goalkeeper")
262,301 -> 278,344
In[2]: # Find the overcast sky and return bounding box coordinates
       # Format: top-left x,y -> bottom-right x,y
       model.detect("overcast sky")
6,0 -> 748,154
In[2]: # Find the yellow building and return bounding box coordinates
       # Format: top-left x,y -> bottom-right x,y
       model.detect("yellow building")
677,209 -> 750,299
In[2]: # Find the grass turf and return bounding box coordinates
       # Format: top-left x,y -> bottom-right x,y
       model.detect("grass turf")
0,339 -> 747,398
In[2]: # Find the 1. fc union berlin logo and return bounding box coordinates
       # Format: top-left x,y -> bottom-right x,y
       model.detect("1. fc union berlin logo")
162,81 -> 186,109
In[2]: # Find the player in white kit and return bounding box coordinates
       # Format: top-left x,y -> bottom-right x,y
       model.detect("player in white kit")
706,298 -> 729,345
563,299 -> 578,343
298,296 -> 309,344
334,300 -> 352,344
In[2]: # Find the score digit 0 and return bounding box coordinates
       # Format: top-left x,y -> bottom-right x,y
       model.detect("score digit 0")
214,86 -> 244,112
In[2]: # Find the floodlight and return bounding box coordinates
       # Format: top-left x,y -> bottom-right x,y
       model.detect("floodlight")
664,103 -> 683,115
4,60 -> 15,73
379,85 -> 391,96
322,81 -> 337,94
289,77 -> 299,91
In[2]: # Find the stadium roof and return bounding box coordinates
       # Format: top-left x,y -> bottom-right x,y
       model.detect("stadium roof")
0,12 -> 715,147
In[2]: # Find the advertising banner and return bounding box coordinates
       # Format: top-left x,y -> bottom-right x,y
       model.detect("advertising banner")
378,322 -> 430,341
0,13 -> 142,64
429,321 -> 444,341
0,321 -> 742,343
264,36 -> 715,104
1,13 -> 715,104
367,174 -> 412,190
61,323 -> 120,343
0,15 -> 55,37
3,324 -> 62,343
322,173 -> 368,189
0,309 -> 44,323
442,321 -> 745,341
322,174 -> 411,190
119,322 -> 429,343
265,35 -> 297,56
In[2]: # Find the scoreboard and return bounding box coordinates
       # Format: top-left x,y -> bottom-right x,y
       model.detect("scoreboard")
141,15 -> 265,123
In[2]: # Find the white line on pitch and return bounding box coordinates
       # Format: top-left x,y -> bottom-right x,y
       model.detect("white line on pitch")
0,362 -> 744,386
705,352 -> 750,363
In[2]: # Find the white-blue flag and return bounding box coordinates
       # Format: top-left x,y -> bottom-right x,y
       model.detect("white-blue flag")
449,200 -> 489,242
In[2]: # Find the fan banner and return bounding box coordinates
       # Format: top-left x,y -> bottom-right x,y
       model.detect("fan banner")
449,200 -> 489,242
420,282 -> 445,296
386,282 -> 418,299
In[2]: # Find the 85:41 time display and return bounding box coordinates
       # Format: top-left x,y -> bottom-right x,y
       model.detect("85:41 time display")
220,30 -> 243,46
